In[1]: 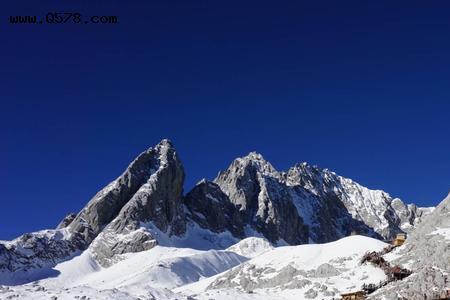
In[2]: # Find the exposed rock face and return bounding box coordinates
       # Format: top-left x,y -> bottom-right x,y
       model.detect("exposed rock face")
56,213 -> 76,229
0,229 -> 86,283
68,140 -> 176,245
89,139 -> 186,266
370,192 -> 450,300
213,152 -> 309,244
103,139 -> 186,235
184,180 -> 245,238
285,167 -> 375,242
196,152 -> 428,244
285,163 -> 428,241
215,152 -> 278,213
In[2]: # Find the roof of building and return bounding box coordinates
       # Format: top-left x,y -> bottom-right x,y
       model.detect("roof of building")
341,290 -> 365,295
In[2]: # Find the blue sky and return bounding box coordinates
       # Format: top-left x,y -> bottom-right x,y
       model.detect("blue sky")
1,1 -> 449,239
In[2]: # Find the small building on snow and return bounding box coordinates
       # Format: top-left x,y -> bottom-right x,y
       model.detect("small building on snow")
393,233 -> 406,246
341,291 -> 366,300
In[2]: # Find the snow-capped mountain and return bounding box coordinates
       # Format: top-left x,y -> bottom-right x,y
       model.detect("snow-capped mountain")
0,139 -> 439,300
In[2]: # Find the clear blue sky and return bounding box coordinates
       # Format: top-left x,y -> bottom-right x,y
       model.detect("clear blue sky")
1,1 -> 449,239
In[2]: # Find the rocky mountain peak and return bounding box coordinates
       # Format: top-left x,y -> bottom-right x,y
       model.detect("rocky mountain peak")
154,138 -> 175,160
241,151 -> 267,163
88,140 -> 186,266
231,152 -> 279,177
213,152 -> 281,208
214,153 -> 275,210
0,140 -> 434,277
66,140 -> 179,246
286,162 -> 328,188
211,152 -> 309,245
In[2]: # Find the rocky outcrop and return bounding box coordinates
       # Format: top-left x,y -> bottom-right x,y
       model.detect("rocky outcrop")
0,229 -> 86,283
214,152 -> 309,244
184,180 -> 245,238
56,213 -> 76,229
370,192 -> 450,300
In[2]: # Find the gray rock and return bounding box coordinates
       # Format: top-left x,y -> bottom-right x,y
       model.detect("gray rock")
369,192 -> 450,299
56,213 -> 76,229
208,263 -> 312,291
184,180 -> 245,238
285,162 -> 429,241
68,140 -> 179,246
213,153 -> 309,244
89,139 -> 186,266
0,229 -> 85,284
307,263 -> 341,278
304,288 -> 318,298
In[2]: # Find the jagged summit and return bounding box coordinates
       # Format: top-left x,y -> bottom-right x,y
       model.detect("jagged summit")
292,161 -> 316,169
228,151 -> 279,178
243,151 -> 265,160
86,139 -> 186,266
158,138 -> 173,145
154,138 -> 175,155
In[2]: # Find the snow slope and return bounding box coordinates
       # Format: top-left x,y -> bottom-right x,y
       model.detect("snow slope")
180,236 -> 388,300
226,237 -> 274,258
0,245 -> 246,300
0,236 -> 389,300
